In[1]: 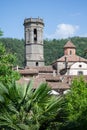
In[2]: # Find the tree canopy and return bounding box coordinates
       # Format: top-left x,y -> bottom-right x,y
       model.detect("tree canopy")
0,81 -> 62,130
0,29 -> 87,129
0,37 -> 87,66
0,31 -> 20,85
60,77 -> 87,130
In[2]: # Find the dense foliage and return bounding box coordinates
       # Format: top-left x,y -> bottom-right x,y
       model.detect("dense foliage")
0,37 -> 87,66
1,76 -> 87,130
0,31 -> 87,129
0,38 -> 24,67
0,31 -> 20,85
59,77 -> 87,130
0,81 -> 62,130
44,37 -> 87,65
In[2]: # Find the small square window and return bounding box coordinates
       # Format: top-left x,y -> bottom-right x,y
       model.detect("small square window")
78,71 -> 83,75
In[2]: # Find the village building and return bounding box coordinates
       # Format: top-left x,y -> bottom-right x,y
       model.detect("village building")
17,17 -> 87,94
52,40 -> 87,75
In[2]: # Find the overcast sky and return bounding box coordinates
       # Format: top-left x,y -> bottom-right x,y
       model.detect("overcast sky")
0,0 -> 87,39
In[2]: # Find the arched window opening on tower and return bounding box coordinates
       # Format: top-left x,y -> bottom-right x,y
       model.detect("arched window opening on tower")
36,62 -> 39,66
70,50 -> 72,55
34,29 -> 37,42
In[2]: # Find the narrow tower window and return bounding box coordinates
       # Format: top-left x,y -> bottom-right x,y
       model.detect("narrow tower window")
70,50 -> 72,55
36,62 -> 39,66
34,29 -> 37,42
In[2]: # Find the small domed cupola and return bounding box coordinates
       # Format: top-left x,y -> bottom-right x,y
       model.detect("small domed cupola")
64,40 -> 76,55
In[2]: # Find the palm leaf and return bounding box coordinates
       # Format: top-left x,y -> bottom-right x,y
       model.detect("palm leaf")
0,82 -> 8,95
0,113 -> 20,130
0,95 -> 5,103
17,124 -> 29,130
45,96 -> 62,113
32,83 -> 51,102
18,80 -> 33,110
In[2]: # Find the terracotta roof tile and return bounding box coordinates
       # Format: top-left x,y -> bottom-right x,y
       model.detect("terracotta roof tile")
16,77 -> 30,85
57,55 -> 87,62
32,77 -> 46,88
26,66 -> 53,73
48,82 -> 70,90
16,75 -> 71,90
39,74 -> 62,82
16,75 -> 87,91
64,40 -> 76,48
19,69 -> 38,75
16,77 -> 46,89
19,66 -> 53,76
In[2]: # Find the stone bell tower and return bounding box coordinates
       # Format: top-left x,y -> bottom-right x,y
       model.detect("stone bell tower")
23,17 -> 44,67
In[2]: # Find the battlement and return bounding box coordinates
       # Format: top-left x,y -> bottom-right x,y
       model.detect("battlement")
24,17 -> 44,25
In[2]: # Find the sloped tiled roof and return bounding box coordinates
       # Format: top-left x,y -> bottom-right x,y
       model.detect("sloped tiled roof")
26,66 -> 53,73
48,82 -> 70,90
16,75 -> 87,92
16,77 -> 46,89
18,66 -> 54,75
16,76 -> 70,90
39,74 -> 62,82
19,68 -> 38,75
16,77 -> 30,85
57,55 -> 87,62
64,40 -> 76,48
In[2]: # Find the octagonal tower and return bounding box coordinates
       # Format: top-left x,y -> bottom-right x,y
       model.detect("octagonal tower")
23,17 -> 44,67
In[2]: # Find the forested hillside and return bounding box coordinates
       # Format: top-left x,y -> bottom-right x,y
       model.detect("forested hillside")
0,38 -> 25,66
0,37 -> 87,66
44,37 -> 87,65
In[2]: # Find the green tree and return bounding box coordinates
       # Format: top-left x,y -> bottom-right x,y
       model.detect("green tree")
0,36 -> 87,66
0,30 -> 20,85
0,30 -> 3,36
0,38 -> 24,67
61,77 -> 87,130
0,81 -> 62,130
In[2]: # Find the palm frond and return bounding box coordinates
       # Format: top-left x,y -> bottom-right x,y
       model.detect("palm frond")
0,82 -> 8,95
0,95 -> 5,103
0,113 -> 20,130
45,96 -> 62,113
32,82 -> 51,102
17,124 -> 29,130
18,80 -> 33,110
